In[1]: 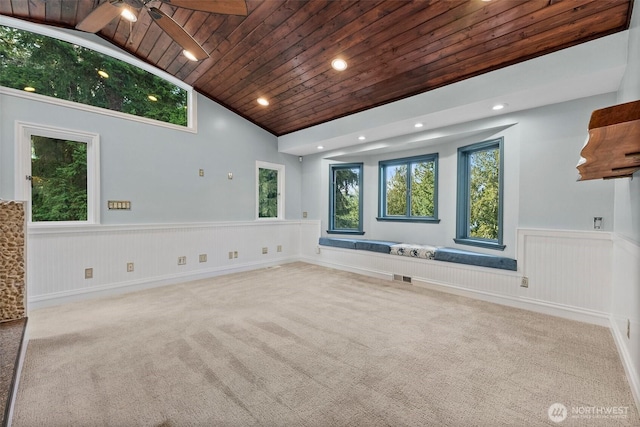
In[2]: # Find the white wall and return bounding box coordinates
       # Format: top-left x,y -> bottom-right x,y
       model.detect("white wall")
0,91 -> 302,222
610,0 -> 640,406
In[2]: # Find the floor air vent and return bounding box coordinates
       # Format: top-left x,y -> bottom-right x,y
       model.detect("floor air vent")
393,274 -> 412,284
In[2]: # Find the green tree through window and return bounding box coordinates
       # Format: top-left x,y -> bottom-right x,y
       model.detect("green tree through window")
0,25 -> 188,126
379,154 -> 438,221
31,136 -> 88,222
258,168 -> 278,218
329,164 -> 363,233
469,149 -> 500,239
456,138 -> 504,250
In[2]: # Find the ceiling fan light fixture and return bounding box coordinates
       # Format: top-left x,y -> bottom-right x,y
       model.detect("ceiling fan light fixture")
331,58 -> 348,71
183,50 -> 198,61
257,97 -> 269,106
121,8 -> 138,23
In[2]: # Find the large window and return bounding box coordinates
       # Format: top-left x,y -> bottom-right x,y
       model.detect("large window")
15,122 -> 100,224
256,161 -> 284,219
455,138 -> 504,250
0,24 -> 189,127
329,163 -> 363,234
378,154 -> 439,222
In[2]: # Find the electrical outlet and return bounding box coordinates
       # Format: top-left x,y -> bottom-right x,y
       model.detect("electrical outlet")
199,169 -> 204,177
262,247 -> 268,254
628,319 -> 631,339
178,256 -> 187,265
199,254 -> 207,263
234,251 -> 238,258
277,245 -> 282,252
127,262 -> 134,272
303,211 -> 308,218
521,277 -> 529,288
228,251 -> 233,259
85,268 -> 93,279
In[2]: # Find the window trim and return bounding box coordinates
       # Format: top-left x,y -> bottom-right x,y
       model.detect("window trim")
15,121 -> 101,226
328,163 -> 364,235
255,161 -> 285,220
2,16 -> 196,133
455,137 -> 505,250
377,153 -> 440,223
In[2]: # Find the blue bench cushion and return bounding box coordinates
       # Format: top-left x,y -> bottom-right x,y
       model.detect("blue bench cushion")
434,247 -> 517,271
319,237 -> 358,250
355,240 -> 400,254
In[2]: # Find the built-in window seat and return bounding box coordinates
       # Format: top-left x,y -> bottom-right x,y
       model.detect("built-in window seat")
318,237 -> 517,271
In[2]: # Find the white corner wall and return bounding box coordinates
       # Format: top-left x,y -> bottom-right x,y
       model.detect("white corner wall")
610,0 -> 640,407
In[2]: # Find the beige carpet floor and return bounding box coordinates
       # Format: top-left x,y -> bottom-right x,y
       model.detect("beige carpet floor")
13,262 -> 639,426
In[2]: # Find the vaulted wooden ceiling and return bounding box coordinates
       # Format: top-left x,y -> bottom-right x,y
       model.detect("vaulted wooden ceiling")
0,0 -> 633,136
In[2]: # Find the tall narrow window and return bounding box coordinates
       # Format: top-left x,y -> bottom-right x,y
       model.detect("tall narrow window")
329,163 -> 363,234
15,122 -> 100,224
256,161 -> 284,219
455,138 -> 504,250
378,154 -> 439,222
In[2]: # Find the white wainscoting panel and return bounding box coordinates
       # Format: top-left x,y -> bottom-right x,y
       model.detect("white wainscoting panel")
27,221 -> 301,308
517,229 -> 612,316
610,233 -> 640,408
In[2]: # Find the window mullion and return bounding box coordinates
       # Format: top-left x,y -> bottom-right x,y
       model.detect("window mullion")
405,162 -> 411,218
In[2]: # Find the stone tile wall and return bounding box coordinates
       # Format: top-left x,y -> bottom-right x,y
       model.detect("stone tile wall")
0,201 -> 26,322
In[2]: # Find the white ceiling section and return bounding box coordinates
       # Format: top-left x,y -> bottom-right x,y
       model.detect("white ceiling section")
278,30 -> 629,157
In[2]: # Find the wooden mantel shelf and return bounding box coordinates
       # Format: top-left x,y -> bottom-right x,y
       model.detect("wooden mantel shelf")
577,100 -> 640,181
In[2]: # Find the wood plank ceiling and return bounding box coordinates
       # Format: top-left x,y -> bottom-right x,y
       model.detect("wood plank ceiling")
0,0 -> 633,136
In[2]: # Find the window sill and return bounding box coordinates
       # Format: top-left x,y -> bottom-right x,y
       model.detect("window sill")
326,230 -> 365,235
376,217 -> 441,224
453,238 -> 506,251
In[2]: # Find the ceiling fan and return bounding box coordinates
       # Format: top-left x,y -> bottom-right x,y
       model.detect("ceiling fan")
76,0 -> 248,61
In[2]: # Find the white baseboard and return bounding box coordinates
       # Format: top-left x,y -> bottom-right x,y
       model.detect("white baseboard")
411,278 -> 610,326
6,319 -> 28,427
28,257 -> 298,309
610,315 -> 640,411
298,255 -> 394,281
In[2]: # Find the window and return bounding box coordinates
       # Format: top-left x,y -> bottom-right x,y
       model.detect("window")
378,154 -> 439,222
15,122 -> 100,224
455,138 -> 504,250
0,24 -> 190,127
256,161 -> 284,219
329,163 -> 363,234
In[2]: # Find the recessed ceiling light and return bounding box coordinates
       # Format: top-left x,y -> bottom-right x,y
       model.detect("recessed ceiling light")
492,103 -> 507,111
97,70 -> 109,78
414,123 -> 423,128
317,145 -> 324,150
121,8 -> 137,22
331,58 -> 348,71
23,86 -> 35,92
358,136 -> 366,140
183,50 -> 198,61
148,95 -> 158,102
257,97 -> 269,106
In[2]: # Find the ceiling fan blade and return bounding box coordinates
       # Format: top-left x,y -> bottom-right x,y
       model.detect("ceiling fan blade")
148,7 -> 209,61
76,0 -> 124,33
160,0 -> 247,16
